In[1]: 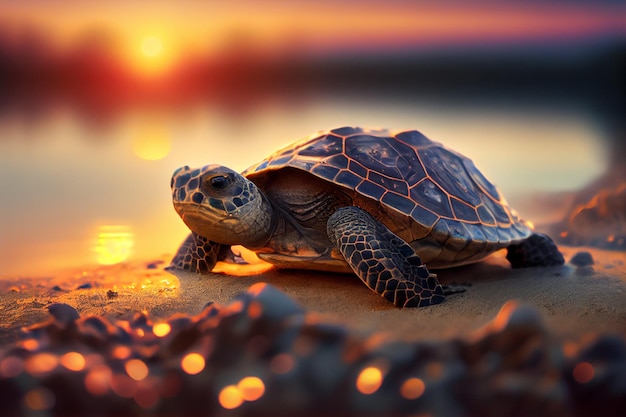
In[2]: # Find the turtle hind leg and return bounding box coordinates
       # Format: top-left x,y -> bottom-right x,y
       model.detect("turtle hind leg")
168,232 -> 227,274
506,232 -> 565,268
327,206 -> 445,308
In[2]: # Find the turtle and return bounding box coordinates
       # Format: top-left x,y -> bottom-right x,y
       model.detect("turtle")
169,127 -> 564,307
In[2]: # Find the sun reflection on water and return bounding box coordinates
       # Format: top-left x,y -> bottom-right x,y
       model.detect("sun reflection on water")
131,122 -> 172,161
94,225 -> 134,265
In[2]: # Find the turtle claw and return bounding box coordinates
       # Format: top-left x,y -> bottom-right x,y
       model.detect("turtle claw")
221,248 -> 249,265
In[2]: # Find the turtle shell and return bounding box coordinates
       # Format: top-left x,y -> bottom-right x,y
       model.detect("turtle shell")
243,127 -> 531,254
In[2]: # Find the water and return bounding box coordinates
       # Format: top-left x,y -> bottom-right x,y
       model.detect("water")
0,98 -> 608,277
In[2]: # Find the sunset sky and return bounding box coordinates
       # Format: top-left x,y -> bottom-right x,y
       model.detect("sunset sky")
1,1 -> 625,76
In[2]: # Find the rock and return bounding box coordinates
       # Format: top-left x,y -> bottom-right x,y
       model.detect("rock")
1,284 -> 624,417
48,303 -> 80,325
569,251 -> 594,267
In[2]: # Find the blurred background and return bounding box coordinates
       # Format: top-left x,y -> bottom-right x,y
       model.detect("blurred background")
0,0 -> 624,277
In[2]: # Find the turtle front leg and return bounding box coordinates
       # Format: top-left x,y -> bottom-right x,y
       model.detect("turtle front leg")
327,206 -> 445,308
506,233 -> 564,268
168,232 -> 228,274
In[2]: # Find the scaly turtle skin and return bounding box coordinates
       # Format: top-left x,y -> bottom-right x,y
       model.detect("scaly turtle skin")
170,127 -> 564,307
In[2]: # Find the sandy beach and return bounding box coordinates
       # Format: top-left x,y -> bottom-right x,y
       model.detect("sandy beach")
1,245 -> 624,346
0,244 -> 625,416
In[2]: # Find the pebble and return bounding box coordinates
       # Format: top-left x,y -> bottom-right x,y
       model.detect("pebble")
48,303 -> 80,325
146,260 -> 165,269
569,251 -> 594,267
0,284 -> 623,417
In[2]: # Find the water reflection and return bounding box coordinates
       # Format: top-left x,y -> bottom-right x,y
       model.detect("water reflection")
132,120 -> 172,161
93,225 -> 134,265
0,103 -> 612,277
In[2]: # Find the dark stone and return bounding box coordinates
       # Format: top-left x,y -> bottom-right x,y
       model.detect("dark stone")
48,303 -> 80,324
569,251 -> 594,267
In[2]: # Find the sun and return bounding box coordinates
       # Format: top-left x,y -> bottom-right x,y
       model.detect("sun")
128,34 -> 175,76
141,36 -> 163,57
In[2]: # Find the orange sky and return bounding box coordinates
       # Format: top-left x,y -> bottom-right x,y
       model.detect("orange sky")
1,1 -> 625,56
1,1 -> 624,79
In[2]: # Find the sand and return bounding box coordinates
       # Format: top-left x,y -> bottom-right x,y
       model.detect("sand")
0,245 -> 624,417
1,245 -> 624,348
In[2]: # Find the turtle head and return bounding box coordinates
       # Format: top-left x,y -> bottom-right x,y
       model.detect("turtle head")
171,165 -> 275,248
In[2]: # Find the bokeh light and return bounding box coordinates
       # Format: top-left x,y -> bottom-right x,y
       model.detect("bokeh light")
573,361 -> 594,383
25,353 -> 59,375
125,359 -> 149,381
400,377 -> 426,400
356,366 -> 383,395
60,352 -> 86,372
84,365 -> 113,396
270,353 -> 295,375
24,387 -> 55,411
22,339 -> 39,351
218,385 -> 243,410
181,353 -> 205,375
112,345 -> 132,360
153,323 -> 172,337
237,376 -> 265,402
0,356 -> 23,378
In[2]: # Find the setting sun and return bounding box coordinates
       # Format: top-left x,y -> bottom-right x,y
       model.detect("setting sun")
141,36 -> 163,57
127,34 -> 175,76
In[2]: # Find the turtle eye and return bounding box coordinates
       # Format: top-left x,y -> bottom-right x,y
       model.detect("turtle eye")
209,175 -> 229,189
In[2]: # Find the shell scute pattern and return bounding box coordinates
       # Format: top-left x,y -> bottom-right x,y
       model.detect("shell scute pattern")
298,134 -> 344,157
312,164 -> 340,181
480,193 -> 511,225
451,197 -> 480,223
345,135 -> 404,179
243,127 -> 525,244
481,225 -> 499,243
433,220 -> 471,261
381,192 -> 417,215
355,181 -> 386,200
418,146 -> 482,207
388,140 -> 427,186
368,171 -> 409,196
327,154 -> 349,168
477,205 -> 497,226
348,159 -> 368,178
331,126 -> 364,136
335,170 -> 362,189
410,205 -> 440,229
464,223 -> 488,248
269,155 -> 294,167
462,158 -> 501,202
395,129 -> 433,147
409,179 -> 453,218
